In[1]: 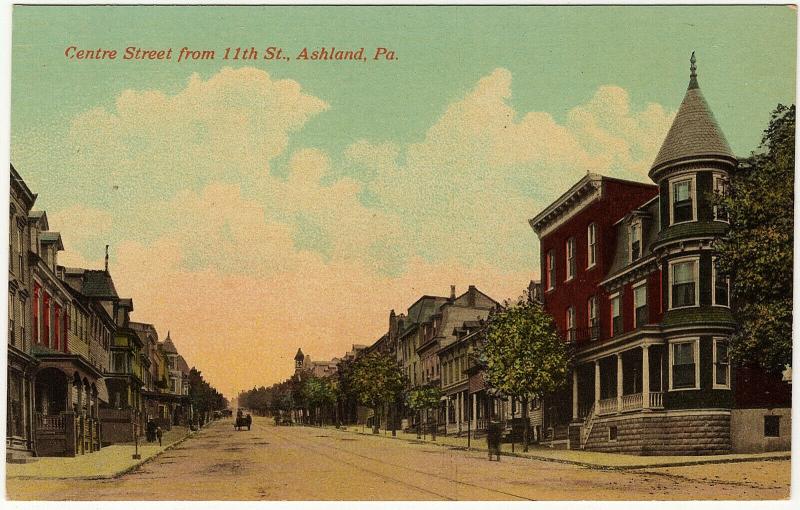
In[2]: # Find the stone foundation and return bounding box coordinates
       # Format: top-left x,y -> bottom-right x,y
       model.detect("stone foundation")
583,411 -> 731,456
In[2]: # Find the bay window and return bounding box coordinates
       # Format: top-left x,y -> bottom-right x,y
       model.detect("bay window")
713,338 -> 730,389
671,177 -> 695,224
713,258 -> 730,307
670,258 -> 698,309
670,339 -> 698,390
713,174 -> 729,222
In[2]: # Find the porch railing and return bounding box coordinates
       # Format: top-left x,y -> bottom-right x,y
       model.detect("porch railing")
35,413 -> 64,433
621,393 -> 643,412
597,398 -> 617,416
648,391 -> 664,409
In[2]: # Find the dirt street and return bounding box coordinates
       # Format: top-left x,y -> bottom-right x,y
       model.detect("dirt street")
6,416 -> 790,500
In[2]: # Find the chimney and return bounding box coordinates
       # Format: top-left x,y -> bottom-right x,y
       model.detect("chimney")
450,285 -> 456,300
104,245 -> 109,273
468,285 -> 476,306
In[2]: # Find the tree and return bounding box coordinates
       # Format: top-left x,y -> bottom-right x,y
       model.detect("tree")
349,352 -> 407,434
302,376 -> 337,426
482,298 -> 571,451
711,104 -> 794,374
406,384 -> 442,439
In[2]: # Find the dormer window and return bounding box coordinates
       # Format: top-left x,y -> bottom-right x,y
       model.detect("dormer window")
565,237 -> 576,281
670,176 -> 696,224
629,220 -> 642,262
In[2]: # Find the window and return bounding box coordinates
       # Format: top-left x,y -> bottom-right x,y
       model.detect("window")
671,177 -> 695,224
610,293 -> 622,337
670,259 -> 698,309
609,426 -> 618,441
565,238 -> 576,281
546,250 -> 555,291
713,174 -> 729,222
713,259 -> 730,307
714,338 -> 730,388
630,221 -> 642,262
587,223 -> 597,268
633,283 -> 648,327
17,226 -> 23,276
9,293 -> 15,346
587,296 -> 599,340
671,340 -> 698,389
112,352 -> 127,373
566,306 -> 576,342
764,416 -> 780,437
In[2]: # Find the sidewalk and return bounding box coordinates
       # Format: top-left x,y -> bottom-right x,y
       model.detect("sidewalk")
6,426 -> 193,480
324,424 -> 790,470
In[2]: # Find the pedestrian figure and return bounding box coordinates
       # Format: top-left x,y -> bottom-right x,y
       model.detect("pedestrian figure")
246,413 -> 252,431
487,421 -> 502,461
156,426 -> 163,447
146,419 -> 156,442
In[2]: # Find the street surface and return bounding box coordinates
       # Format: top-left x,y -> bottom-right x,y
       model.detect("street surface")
6,416 -> 790,500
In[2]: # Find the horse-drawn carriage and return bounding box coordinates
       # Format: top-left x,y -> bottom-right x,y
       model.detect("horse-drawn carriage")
235,411 -> 252,431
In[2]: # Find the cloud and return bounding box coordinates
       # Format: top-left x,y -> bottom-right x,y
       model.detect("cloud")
21,66 -> 675,395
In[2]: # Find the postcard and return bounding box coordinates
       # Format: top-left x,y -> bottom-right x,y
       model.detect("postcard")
5,3 -> 795,502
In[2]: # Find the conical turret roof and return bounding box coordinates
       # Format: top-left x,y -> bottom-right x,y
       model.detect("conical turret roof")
650,53 -> 734,174
161,331 -> 178,354
294,348 -> 305,361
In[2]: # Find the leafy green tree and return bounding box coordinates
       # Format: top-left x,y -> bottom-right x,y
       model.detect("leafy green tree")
350,352 -> 407,433
712,104 -> 794,374
407,385 -> 442,439
483,299 -> 571,451
302,376 -> 338,426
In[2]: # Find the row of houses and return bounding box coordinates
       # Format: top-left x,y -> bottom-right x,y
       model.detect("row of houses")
294,56 -> 791,455
8,165 -> 193,460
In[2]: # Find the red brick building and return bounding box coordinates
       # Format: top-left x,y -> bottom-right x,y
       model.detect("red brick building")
530,55 -> 790,454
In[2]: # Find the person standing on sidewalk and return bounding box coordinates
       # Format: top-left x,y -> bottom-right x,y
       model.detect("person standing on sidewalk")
156,426 -> 163,447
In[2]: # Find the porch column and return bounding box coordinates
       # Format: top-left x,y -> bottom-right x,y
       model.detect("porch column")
642,345 -> 650,409
616,354 -> 623,412
594,360 -> 600,405
445,397 -> 449,428
572,369 -> 579,420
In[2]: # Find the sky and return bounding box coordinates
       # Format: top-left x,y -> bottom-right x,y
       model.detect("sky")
10,5 -> 797,397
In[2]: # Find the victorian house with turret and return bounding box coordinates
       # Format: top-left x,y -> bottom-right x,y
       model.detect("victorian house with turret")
530,55 -> 791,455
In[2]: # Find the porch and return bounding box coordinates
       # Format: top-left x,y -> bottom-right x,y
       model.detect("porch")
33,366 -> 103,457
571,343 -> 666,449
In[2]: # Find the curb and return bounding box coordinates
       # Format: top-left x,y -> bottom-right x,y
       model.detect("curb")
7,431 -> 196,481
101,431 -> 196,480
317,425 -> 790,471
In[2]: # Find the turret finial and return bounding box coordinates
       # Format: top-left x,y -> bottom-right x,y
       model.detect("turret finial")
688,51 -> 699,89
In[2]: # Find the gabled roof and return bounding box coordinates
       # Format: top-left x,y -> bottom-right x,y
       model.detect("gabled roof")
10,164 -> 37,208
81,270 -> 119,299
650,54 -> 734,173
